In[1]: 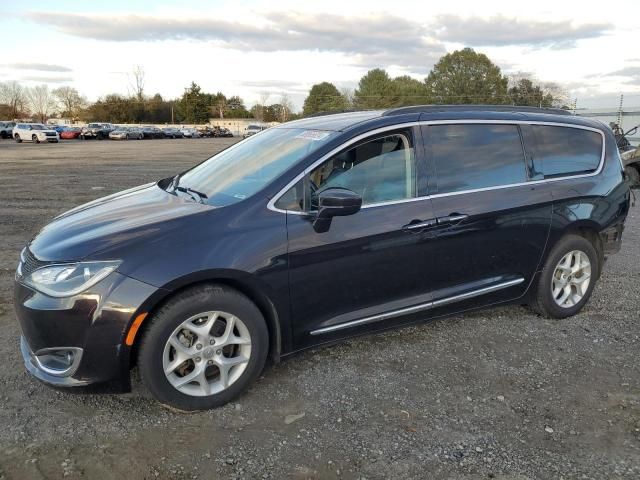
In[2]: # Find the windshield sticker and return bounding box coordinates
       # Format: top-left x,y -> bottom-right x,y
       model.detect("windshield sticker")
295,130 -> 331,141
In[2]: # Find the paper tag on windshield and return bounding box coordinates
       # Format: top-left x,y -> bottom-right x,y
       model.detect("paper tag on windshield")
295,130 -> 331,141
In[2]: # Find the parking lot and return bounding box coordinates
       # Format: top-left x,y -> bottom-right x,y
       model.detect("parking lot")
0,138 -> 639,479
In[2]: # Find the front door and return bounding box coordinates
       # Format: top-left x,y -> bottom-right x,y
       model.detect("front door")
279,127 -> 439,348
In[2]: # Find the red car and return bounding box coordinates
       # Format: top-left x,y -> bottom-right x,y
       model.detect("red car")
60,127 -> 82,139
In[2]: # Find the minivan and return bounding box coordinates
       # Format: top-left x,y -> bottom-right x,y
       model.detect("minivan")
14,106 -> 630,410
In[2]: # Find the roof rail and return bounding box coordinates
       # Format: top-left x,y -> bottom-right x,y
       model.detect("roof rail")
307,109 -> 369,118
381,105 -> 573,116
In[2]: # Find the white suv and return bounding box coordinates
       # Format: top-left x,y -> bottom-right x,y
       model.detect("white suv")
13,123 -> 60,143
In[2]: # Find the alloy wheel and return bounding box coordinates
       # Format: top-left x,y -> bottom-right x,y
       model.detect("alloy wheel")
551,250 -> 591,308
162,311 -> 252,397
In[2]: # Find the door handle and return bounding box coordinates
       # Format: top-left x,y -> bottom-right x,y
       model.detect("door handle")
438,213 -> 469,225
402,218 -> 437,231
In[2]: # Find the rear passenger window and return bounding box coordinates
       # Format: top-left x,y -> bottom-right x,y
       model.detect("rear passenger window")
530,126 -> 602,177
429,124 -> 526,194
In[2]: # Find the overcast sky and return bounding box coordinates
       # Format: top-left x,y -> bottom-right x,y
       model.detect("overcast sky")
1,0 -> 639,110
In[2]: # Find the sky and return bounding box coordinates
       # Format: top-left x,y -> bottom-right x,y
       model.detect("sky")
1,0 -> 639,111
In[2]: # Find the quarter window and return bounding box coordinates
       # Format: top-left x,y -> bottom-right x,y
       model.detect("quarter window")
309,132 -> 417,207
530,125 -> 602,177
429,124 -> 527,194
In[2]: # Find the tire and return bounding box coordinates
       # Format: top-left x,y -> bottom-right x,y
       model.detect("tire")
625,165 -> 640,188
529,234 -> 599,319
14,134 -> 22,143
125,134 -> 129,140
32,135 -> 40,144
138,284 -> 269,411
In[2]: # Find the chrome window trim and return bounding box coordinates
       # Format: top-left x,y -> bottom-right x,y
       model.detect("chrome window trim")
267,119 -> 607,215
310,277 -> 524,335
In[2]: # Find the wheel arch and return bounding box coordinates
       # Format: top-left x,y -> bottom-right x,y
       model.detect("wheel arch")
556,221 -> 604,275
127,271 -> 283,372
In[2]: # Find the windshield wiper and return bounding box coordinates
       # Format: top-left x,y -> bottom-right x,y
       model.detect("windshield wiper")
175,186 -> 208,203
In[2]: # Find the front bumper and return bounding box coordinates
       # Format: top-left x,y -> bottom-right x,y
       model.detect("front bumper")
21,336 -> 90,386
15,271 -> 160,387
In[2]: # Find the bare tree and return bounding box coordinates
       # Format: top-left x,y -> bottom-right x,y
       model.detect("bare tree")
253,92 -> 270,122
0,81 -> 28,118
27,85 -> 56,123
129,65 -> 145,101
52,86 -> 87,121
278,93 -> 294,122
541,82 -> 570,108
340,87 -> 355,109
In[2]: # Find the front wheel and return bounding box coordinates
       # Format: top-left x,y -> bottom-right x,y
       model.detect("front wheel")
138,284 -> 269,411
14,134 -> 22,143
530,234 -> 599,319
32,134 -> 40,144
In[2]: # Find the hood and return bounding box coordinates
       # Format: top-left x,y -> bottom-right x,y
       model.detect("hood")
29,183 -> 211,261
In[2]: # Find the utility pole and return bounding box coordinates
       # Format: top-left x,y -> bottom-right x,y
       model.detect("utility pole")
617,94 -> 624,126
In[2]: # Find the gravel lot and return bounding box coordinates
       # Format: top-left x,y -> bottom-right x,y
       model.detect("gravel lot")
0,138 -> 638,480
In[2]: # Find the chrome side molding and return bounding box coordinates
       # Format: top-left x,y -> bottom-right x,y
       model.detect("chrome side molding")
310,277 -> 525,335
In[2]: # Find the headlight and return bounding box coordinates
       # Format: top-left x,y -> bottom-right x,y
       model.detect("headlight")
23,261 -> 121,297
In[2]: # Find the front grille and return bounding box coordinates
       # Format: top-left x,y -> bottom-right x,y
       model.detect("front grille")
20,248 -> 49,277
45,132 -> 56,137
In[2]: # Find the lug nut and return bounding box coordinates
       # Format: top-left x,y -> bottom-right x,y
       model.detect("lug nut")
210,339 -> 215,345
207,360 -> 213,365
196,344 -> 202,350
216,349 -> 222,355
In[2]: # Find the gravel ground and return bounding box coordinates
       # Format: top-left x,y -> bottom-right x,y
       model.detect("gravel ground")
0,138 -> 638,480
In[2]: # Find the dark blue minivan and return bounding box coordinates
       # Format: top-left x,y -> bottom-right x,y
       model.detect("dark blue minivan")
15,106 -> 630,410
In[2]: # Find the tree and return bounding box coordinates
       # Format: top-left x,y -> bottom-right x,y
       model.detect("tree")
176,82 -> 210,123
225,96 -> 251,118
129,65 -> 145,102
27,85 -> 56,122
392,76 -> 430,106
302,82 -> 348,116
0,81 -> 28,118
354,69 -> 398,109
278,93 -> 294,122
52,86 -> 87,121
425,48 -> 509,104
507,77 -> 554,107
211,92 -> 227,119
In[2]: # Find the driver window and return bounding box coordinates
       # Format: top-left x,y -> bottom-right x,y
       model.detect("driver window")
309,131 -> 416,207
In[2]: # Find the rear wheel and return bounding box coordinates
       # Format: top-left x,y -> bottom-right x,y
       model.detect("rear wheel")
138,284 -> 269,411
530,234 -> 599,319
625,165 -> 640,188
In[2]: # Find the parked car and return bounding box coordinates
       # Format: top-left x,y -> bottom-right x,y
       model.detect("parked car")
81,123 -> 115,140
60,127 -> 82,140
243,124 -> 266,138
0,121 -> 16,139
141,126 -> 164,139
196,126 -> 214,137
213,127 -> 233,138
128,127 -> 144,140
12,123 -> 59,143
109,127 -> 143,140
162,127 -> 183,139
14,106 -> 630,411
180,127 -> 200,138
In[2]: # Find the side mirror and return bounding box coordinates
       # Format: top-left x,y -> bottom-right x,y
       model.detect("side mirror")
312,188 -> 362,233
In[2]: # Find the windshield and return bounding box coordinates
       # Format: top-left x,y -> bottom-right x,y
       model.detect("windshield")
31,124 -> 46,130
175,128 -> 337,207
